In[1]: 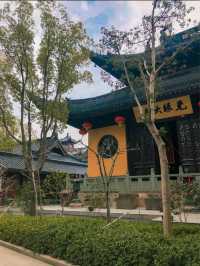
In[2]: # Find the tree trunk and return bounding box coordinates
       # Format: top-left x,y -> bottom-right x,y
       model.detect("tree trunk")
147,122 -> 172,237
105,183 -> 111,223
31,170 -> 38,216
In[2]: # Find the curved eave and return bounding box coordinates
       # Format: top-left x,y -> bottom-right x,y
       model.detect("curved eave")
68,87 -> 133,129
90,26 -> 200,81
68,65 -> 200,128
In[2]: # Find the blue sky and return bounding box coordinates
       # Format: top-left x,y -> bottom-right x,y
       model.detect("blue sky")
64,1 -> 150,99
64,1 -> 137,100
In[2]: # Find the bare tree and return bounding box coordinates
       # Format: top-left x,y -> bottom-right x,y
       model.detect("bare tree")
79,128 -> 142,222
99,0 -> 198,237
80,136 -> 126,223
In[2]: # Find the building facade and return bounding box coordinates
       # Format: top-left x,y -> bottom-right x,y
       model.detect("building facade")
67,26 -> 200,208
0,136 -> 87,200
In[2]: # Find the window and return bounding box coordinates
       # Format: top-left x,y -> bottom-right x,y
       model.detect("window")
97,135 -> 118,158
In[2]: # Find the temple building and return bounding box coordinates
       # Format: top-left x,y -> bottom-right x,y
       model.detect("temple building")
0,135 -> 87,200
67,26 -> 200,209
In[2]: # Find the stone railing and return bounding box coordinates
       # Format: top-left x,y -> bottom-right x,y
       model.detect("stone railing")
80,171 -> 200,194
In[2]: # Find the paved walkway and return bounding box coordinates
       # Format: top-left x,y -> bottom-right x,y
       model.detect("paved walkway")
41,205 -> 200,224
43,205 -> 161,215
0,246 -> 50,266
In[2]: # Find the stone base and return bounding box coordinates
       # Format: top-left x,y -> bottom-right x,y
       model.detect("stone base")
78,192 -> 162,210
116,194 -> 138,209
78,192 -> 119,209
68,203 -> 83,208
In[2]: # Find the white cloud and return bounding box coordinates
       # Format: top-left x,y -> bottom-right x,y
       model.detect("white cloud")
68,63 -> 112,100
80,1 -> 89,12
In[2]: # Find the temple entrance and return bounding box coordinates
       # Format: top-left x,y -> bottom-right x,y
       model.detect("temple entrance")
126,116 -> 156,176
126,114 -> 180,176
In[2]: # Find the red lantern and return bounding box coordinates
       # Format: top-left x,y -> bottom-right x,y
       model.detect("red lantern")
114,115 -> 126,127
197,101 -> 200,108
82,121 -> 93,131
79,128 -> 87,135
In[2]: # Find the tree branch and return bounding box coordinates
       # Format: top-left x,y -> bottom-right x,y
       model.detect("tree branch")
155,37 -> 199,74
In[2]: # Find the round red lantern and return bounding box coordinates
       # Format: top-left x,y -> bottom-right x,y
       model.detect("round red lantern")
114,115 -> 126,127
197,101 -> 200,108
79,128 -> 87,135
82,121 -> 93,131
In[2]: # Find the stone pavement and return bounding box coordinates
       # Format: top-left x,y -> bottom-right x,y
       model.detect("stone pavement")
41,205 -> 200,224
42,205 -> 161,215
0,246 -> 50,266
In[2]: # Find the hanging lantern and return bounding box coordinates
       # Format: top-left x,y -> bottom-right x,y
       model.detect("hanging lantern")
114,115 -> 126,127
82,121 -> 93,131
79,128 -> 87,135
186,176 -> 193,184
197,101 -> 200,108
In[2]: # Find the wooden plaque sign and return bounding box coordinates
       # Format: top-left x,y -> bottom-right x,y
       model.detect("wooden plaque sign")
133,95 -> 193,122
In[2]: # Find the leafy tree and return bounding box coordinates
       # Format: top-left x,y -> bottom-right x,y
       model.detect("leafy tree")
42,172 -> 68,202
99,0 -> 198,237
171,181 -> 200,222
0,1 -> 91,215
80,137 -> 119,223
0,55 -> 19,151
0,125 -> 18,151
42,172 -> 71,215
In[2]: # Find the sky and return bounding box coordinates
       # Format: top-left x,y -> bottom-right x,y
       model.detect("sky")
65,1 -> 155,100
64,0 -> 200,99
62,0 -> 200,141
1,1 -> 200,142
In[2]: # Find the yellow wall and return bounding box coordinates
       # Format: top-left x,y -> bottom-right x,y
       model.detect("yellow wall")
88,125 -> 128,177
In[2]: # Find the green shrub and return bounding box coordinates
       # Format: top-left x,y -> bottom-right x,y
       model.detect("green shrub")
16,181 -> 36,215
0,216 -> 200,266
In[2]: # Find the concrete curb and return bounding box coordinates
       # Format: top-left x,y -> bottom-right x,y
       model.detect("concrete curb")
0,240 -> 76,266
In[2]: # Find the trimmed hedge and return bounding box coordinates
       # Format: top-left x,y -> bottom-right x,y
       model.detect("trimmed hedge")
0,215 -> 200,265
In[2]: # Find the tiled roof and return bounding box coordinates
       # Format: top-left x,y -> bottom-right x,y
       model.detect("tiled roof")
67,26 -> 200,129
68,65 -> 200,129
0,151 -> 87,175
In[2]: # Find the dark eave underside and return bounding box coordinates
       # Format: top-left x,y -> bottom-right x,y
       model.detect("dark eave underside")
68,65 -> 200,129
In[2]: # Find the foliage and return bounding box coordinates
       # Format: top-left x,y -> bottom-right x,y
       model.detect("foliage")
0,134 -> 16,151
15,181 -> 36,215
0,119 -> 18,151
1,216 -> 200,265
171,181 -> 200,212
0,1 -> 92,214
0,64 -> 18,151
86,192 -> 105,209
42,172 -> 68,201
